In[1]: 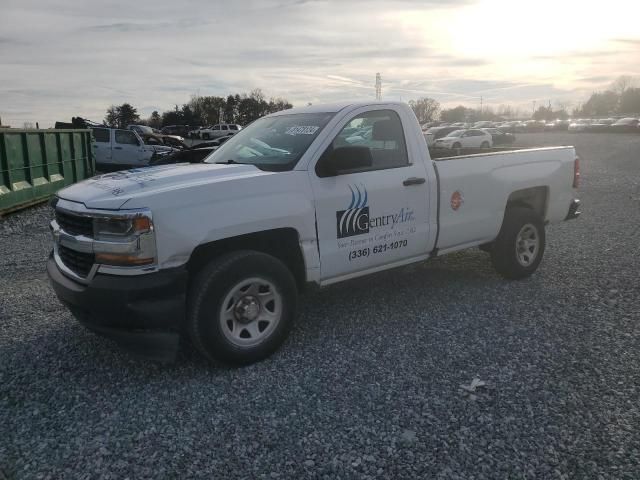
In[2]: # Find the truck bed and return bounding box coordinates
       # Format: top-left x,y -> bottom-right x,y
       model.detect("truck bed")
431,145 -> 577,254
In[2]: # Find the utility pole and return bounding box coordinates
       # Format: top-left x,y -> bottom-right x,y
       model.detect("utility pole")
480,96 -> 483,115
375,73 -> 382,101
532,100 -> 537,117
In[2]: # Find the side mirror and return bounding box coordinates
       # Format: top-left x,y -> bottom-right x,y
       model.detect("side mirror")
317,146 -> 373,177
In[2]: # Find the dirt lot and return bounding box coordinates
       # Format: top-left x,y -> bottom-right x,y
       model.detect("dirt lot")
1,132 -> 639,479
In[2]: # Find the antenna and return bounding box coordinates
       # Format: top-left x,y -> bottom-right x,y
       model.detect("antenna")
375,73 -> 382,100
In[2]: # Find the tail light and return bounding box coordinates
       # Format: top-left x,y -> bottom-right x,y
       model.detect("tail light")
573,156 -> 580,188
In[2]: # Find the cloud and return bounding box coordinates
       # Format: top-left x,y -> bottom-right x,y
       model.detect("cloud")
615,38 -> 640,45
0,0 -> 638,126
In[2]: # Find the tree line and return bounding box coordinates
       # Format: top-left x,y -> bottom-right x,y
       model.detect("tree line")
408,75 -> 640,125
102,76 -> 640,130
104,89 -> 292,129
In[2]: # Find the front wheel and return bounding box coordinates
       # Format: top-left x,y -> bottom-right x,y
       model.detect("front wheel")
187,251 -> 298,365
452,142 -> 461,149
481,141 -> 490,148
490,206 -> 545,279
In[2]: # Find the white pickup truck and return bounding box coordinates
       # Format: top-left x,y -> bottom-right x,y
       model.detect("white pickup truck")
91,127 -> 176,171
47,101 -> 581,364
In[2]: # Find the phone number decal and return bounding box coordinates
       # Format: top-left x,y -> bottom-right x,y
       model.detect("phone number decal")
348,239 -> 408,261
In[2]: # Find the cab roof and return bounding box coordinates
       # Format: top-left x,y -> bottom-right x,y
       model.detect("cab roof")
268,101 -> 407,116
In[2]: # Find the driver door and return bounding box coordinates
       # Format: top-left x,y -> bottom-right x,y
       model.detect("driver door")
310,107 -> 430,281
112,130 -> 148,166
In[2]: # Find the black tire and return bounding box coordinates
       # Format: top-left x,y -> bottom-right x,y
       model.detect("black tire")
481,141 -> 490,148
187,251 -> 298,365
490,206 -> 545,279
203,133 -> 210,140
452,142 -> 461,149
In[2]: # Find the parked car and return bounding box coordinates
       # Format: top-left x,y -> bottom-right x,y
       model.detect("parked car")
568,119 -> 592,133
472,121 -> 494,129
161,125 -> 194,138
433,129 -> 493,149
421,121 -> 442,130
91,127 -> 177,171
424,126 -> 460,146
48,100 -> 581,365
610,117 -> 639,133
193,135 -> 234,149
544,120 -> 570,131
128,125 -> 154,136
149,147 -> 216,166
522,120 -> 546,132
129,124 -> 185,145
587,118 -> 615,132
141,133 -> 187,150
497,121 -> 521,134
192,124 -> 242,140
482,128 -> 515,145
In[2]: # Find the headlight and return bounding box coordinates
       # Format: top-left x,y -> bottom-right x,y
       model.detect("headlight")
93,211 -> 156,267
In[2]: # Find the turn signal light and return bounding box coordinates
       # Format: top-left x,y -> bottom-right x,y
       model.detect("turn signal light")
132,216 -> 152,233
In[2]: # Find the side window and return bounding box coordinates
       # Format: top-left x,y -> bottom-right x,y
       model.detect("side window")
318,109 -> 408,176
92,128 -> 110,143
213,125 -> 220,130
229,125 -> 239,130
221,125 -> 229,131
115,130 -> 139,145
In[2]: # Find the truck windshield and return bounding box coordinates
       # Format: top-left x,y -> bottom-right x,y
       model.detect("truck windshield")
205,113 -> 335,171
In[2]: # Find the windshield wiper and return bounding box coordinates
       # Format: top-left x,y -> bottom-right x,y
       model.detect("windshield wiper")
215,159 -> 247,165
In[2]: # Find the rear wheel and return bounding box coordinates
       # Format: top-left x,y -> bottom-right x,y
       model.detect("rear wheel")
481,141 -> 490,148
490,206 -> 545,279
452,142 -> 461,149
187,251 -> 298,365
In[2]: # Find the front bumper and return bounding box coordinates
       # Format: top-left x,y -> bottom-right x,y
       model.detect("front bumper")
565,199 -> 582,220
47,254 -> 187,361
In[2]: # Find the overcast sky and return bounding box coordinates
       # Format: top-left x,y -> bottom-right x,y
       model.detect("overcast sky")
1,0 -> 639,126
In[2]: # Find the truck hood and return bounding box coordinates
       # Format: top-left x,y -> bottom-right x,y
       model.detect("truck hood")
57,163 -> 269,210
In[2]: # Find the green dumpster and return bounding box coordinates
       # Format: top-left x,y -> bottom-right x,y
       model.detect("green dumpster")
0,129 -> 94,215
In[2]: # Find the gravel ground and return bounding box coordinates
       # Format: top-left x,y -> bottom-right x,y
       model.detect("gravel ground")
1,133 -> 639,479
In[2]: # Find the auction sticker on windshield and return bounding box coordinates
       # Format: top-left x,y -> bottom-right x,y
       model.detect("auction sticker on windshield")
285,126 -> 320,135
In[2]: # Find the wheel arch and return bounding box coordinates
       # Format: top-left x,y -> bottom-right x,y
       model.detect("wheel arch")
505,186 -> 549,220
186,228 -> 308,291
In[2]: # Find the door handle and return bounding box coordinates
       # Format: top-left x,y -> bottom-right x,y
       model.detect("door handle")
403,177 -> 426,186
113,146 -> 123,150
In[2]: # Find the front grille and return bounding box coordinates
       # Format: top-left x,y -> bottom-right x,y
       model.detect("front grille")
56,210 -> 93,237
58,245 -> 95,278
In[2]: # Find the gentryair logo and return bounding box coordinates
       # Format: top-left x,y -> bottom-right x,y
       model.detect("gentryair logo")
336,184 -> 369,238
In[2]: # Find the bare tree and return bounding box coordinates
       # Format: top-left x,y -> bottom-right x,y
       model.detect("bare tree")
408,97 -> 441,124
611,75 -> 637,96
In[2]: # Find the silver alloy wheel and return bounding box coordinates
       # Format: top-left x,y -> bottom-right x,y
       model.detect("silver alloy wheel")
515,223 -> 539,267
219,277 -> 282,347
